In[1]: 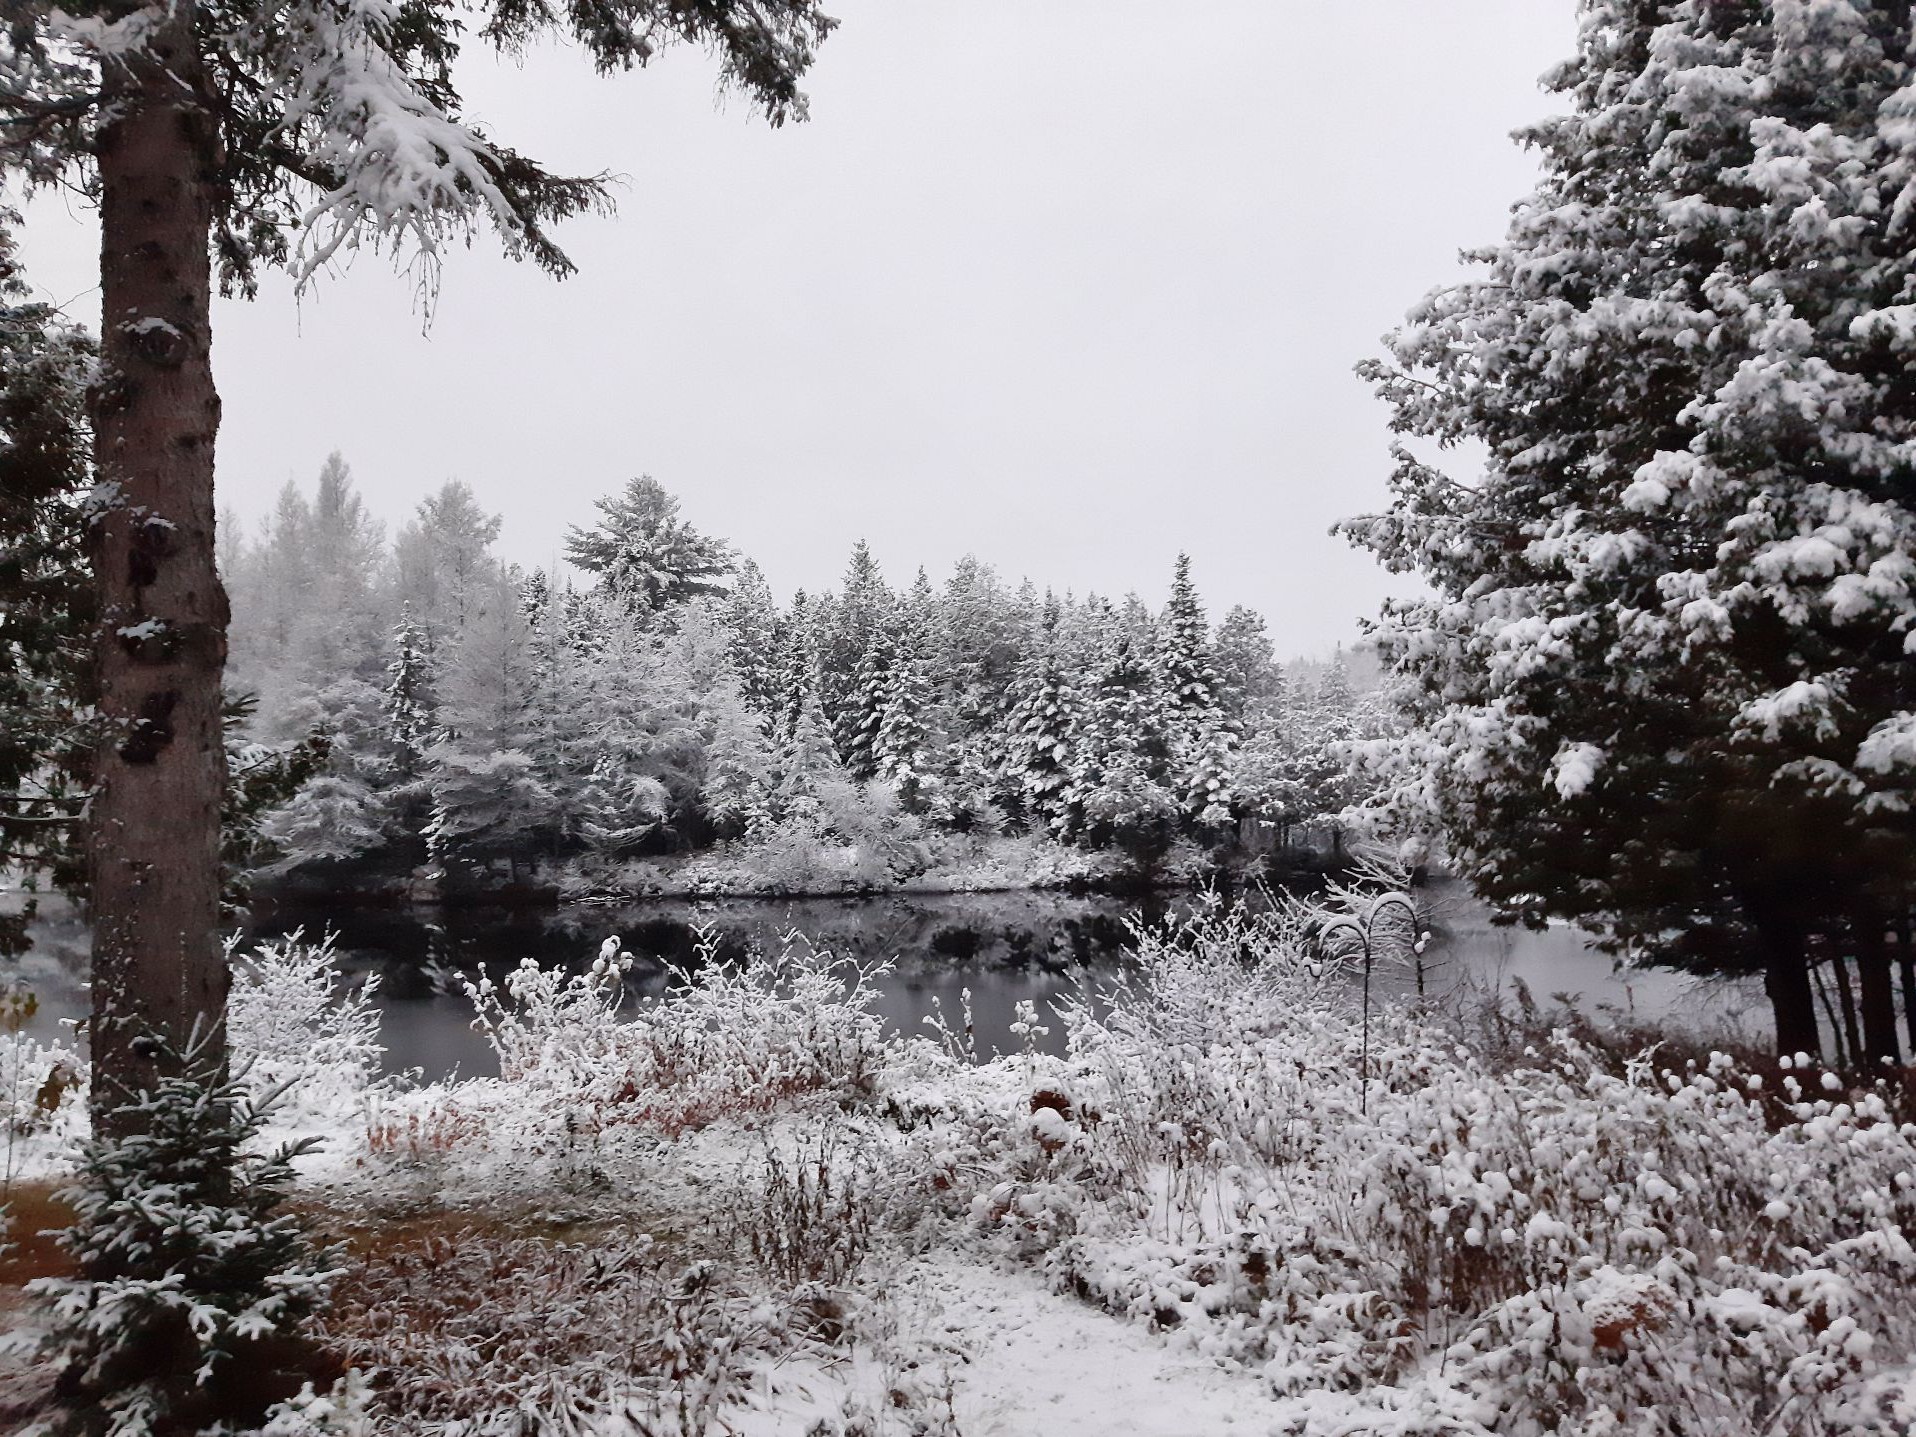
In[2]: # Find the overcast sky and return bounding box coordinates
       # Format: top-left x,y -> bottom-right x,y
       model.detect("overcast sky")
20,0 -> 1577,658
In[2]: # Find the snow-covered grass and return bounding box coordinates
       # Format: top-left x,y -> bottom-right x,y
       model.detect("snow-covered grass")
7,908 -> 1916,1435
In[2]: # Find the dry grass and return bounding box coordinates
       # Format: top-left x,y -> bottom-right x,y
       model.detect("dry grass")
310,1209 -> 789,1437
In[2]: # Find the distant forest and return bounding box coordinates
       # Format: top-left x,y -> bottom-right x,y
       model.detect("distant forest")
223,458 -> 1392,896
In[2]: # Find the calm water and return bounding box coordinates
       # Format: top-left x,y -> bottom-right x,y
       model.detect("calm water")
7,883 -> 1768,1081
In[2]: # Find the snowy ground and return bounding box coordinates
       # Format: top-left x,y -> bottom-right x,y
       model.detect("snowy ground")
728,1254 -> 1278,1436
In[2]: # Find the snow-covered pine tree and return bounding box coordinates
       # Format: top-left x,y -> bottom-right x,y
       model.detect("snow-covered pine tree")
724,558 -> 783,721
875,645 -> 935,812
1061,635 -> 1178,857
769,589 -> 819,743
760,684 -> 844,837
1159,554 -> 1225,722
521,566 -> 552,629
425,570 -> 556,873
565,476 -> 735,615
697,674 -> 778,841
29,1033 -> 338,1436
819,541 -> 894,764
394,481 -> 504,653
842,628 -> 898,783
941,555 -> 1027,735
1342,0 -> 1916,1060
383,606 -> 436,782
1003,603 -> 1083,837
1214,604 -> 1285,722
868,574 -> 945,811
1157,554 -> 1242,826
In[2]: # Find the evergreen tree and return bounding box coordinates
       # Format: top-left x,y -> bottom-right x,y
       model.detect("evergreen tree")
380,605 -> 439,842
770,589 -> 820,743
1157,554 -> 1240,821
1342,0 -> 1916,1059
724,558 -> 783,720
842,629 -> 898,782
1061,636 -> 1177,857
1159,554 -> 1224,722
1004,604 -> 1082,836
1214,604 -> 1284,720
565,476 -> 734,614
394,480 -> 504,651
876,646 -> 935,811
820,542 -> 893,767
426,571 -> 554,869
0,212 -> 93,956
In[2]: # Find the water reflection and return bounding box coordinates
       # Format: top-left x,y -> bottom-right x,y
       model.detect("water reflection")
7,881 -> 1768,1082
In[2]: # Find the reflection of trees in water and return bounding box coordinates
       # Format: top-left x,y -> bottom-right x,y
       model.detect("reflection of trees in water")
241,891 -> 1177,1002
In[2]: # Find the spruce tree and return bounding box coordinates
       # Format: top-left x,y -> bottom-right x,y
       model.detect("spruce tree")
842,629 -> 897,782
1158,554 -> 1239,823
725,558 -> 783,721
1159,554 -> 1224,722
0,212 -> 93,956
1343,0 -> 1916,1059
821,543 -> 893,770
1214,604 -> 1284,721
1004,605 -> 1083,837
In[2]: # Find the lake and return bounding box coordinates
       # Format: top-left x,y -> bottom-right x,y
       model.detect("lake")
7,881 -> 1770,1081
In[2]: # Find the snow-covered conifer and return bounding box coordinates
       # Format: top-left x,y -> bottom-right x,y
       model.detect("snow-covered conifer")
565,476 -> 734,614
1343,0 -> 1916,1057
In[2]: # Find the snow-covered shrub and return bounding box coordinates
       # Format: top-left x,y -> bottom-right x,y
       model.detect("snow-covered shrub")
1,989 -> 84,1191
464,931 -> 887,1141
959,901 -> 1916,1435
24,1034 -> 340,1437
720,1123 -> 881,1292
229,933 -> 385,1122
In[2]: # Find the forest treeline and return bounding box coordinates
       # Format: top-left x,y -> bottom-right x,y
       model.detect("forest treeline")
225,459 -> 1388,895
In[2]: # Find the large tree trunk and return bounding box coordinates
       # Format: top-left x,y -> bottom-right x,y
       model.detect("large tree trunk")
86,1 -> 228,1118
1751,902 -> 1821,1060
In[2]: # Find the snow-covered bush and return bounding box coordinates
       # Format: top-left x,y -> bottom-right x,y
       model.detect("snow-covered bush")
24,1034 -> 340,1437
720,1123 -> 881,1292
463,931 -> 887,1142
959,901 -> 1916,1435
1,989 -> 84,1191
229,933 -> 385,1124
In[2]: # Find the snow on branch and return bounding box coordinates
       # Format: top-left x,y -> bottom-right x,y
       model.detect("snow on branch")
233,0 -> 609,294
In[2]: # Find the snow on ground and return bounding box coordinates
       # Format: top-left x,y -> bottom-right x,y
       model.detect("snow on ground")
891,1255 -> 1272,1437
726,1252 -> 1277,1437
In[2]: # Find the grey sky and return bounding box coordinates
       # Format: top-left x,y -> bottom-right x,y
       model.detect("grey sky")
22,1 -> 1577,658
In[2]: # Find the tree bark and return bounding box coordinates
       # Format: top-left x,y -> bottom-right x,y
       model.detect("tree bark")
86,1 -> 228,1118
1752,904 -> 1821,1060
1854,913 -> 1902,1070
1831,949 -> 1865,1072
1810,958 -> 1844,1066
1898,917 -> 1916,1057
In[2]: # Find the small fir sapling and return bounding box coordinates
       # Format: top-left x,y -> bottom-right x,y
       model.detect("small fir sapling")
24,1028 -> 340,1437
